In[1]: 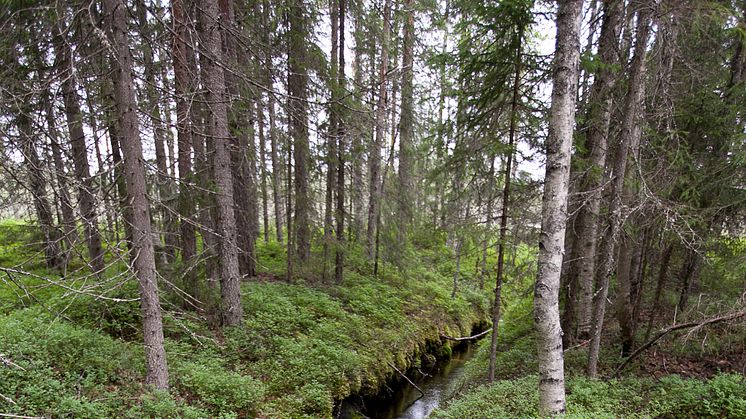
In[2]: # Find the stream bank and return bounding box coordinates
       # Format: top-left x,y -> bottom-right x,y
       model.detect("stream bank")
336,325 -> 487,419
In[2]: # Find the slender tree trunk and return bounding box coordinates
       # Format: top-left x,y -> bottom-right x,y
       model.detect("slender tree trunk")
350,2 -> 366,242
106,101 -> 134,252
677,248 -> 702,312
258,103 -> 270,244
335,0 -> 347,283
479,158 -> 495,290
199,0 -> 243,325
18,112 -> 62,270
567,0 -> 623,341
630,228 -> 649,334
269,93 -> 284,243
324,0 -> 340,281
397,0 -> 415,236
534,0 -> 582,413
43,92 -> 77,257
53,24 -> 105,274
285,119 -> 294,280
233,105 -> 258,278
366,0 -> 391,258
260,0 -> 283,244
615,231 -> 635,355
645,243 -> 673,340
577,0 -> 600,110
451,238 -> 462,298
103,0 -> 169,388
587,7 -> 652,378
137,0 -> 177,263
172,0 -> 198,295
288,0 -> 311,262
489,34 -> 521,382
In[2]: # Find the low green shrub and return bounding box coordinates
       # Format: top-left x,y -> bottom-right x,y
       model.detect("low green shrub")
434,373 -> 746,418
177,361 -> 265,416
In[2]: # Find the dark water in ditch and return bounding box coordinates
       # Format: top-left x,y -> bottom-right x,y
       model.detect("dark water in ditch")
338,342 -> 478,419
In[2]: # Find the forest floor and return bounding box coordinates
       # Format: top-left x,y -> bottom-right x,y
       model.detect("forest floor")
0,221 -> 492,418
1,221 -> 744,418
431,294 -> 746,418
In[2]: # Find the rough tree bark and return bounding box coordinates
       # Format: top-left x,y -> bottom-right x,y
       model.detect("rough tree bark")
565,0 -> 623,342
19,111 -> 62,270
199,0 -> 244,325
587,6 -> 652,378
52,23 -> 105,274
103,0 -> 169,388
534,0 -> 582,414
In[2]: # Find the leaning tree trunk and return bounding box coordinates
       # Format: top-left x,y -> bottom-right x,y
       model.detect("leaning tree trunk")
199,0 -> 244,325
566,0 -> 623,342
534,0 -> 582,414
587,6 -> 652,378
103,0 -> 169,389
52,24 -> 105,274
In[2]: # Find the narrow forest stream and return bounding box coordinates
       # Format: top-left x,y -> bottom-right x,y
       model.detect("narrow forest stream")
338,342 -> 478,419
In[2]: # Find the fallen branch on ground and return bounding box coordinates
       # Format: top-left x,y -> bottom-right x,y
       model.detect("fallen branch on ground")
0,393 -> 16,405
0,354 -> 25,371
612,309 -> 746,378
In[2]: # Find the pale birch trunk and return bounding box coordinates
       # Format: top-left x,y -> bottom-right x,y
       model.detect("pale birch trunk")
534,0 -> 582,414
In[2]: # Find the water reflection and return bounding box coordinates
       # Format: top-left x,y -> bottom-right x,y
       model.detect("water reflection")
344,343 -> 476,419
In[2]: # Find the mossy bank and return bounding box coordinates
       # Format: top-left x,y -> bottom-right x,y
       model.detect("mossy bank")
0,239 -> 491,418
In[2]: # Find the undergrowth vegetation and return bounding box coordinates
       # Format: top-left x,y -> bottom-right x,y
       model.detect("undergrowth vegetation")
0,223 -> 492,418
431,242 -> 746,419
433,372 -> 746,418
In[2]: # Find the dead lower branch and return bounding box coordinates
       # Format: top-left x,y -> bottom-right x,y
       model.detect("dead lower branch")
612,309 -> 746,378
